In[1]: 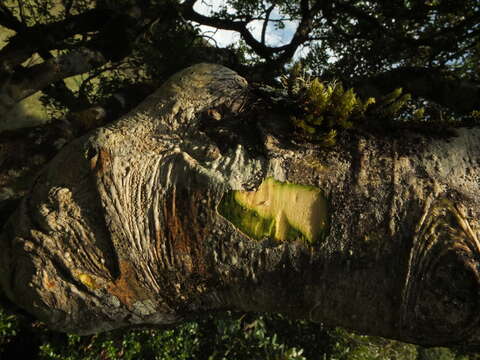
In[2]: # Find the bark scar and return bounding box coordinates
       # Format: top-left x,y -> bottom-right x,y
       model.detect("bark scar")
107,260 -> 149,307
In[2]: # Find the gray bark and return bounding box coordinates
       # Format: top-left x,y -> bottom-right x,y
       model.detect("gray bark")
1,63 -> 480,348
0,47 -> 107,113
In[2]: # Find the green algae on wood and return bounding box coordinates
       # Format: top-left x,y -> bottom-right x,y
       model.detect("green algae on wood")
218,178 -> 328,244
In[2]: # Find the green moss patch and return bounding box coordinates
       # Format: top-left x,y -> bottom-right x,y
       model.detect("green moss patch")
218,178 -> 328,244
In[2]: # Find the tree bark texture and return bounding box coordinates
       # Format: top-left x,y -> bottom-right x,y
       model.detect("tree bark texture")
1,64 -> 480,348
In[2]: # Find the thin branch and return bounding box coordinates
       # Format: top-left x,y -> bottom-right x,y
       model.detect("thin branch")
182,0 -> 275,59
78,64 -> 120,102
198,31 -> 220,48
270,0 -> 323,66
261,4 -> 275,45
183,0 -> 323,72
16,0 -> 26,24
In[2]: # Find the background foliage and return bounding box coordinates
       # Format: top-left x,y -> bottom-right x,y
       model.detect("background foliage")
0,306 -> 477,360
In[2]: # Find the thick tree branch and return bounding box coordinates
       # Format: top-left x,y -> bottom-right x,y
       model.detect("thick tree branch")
0,9 -> 111,73
2,64 -> 480,349
354,66 -> 480,114
0,6 -> 147,114
0,3 -> 84,111
0,47 -> 107,112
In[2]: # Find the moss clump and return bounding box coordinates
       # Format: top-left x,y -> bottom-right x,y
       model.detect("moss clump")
375,87 -> 411,118
281,69 -> 375,145
218,178 -> 328,245
276,64 -> 430,144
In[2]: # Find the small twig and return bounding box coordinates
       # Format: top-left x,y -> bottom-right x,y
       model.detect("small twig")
63,0 -> 73,17
200,30 -> 220,48
16,0 -> 26,24
78,64 -> 119,102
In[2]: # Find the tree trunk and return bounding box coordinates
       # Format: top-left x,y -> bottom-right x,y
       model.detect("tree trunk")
1,64 -> 480,348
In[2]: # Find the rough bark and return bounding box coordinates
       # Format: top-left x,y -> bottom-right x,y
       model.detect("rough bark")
1,64 -> 480,349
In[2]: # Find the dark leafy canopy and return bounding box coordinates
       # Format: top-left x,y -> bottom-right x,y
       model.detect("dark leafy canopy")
0,0 -> 479,125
